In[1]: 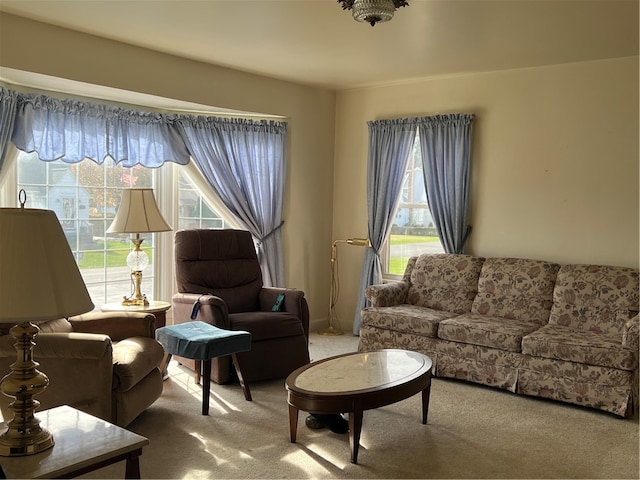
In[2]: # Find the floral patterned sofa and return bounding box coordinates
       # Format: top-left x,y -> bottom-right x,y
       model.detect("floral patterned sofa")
358,254 -> 639,417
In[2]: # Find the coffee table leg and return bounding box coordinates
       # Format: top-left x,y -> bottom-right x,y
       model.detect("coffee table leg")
288,405 -> 299,443
422,380 -> 432,424
349,410 -> 363,464
202,359 -> 211,415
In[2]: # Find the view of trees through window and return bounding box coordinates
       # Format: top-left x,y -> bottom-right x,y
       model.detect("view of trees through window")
16,151 -> 230,307
387,132 -> 444,275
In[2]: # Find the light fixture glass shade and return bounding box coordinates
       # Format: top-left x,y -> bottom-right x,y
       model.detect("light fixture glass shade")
0,208 -> 95,322
106,188 -> 171,234
352,0 -> 395,26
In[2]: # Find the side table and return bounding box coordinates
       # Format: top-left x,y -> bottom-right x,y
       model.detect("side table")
101,300 -> 171,329
0,405 -> 148,479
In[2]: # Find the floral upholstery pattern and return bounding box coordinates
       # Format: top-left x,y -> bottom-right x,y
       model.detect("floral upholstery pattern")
358,326 -> 441,371
361,305 -> 452,337
471,257 -> 560,323
439,313 -> 542,352
366,282 -> 410,308
357,252 -> 640,417
521,324 -> 636,370
549,264 -> 639,335
622,314 -> 639,350
407,254 -> 485,314
516,371 -> 633,417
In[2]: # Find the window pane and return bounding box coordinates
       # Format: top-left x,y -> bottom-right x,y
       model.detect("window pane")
177,169 -> 231,231
16,152 -> 156,307
387,133 -> 444,275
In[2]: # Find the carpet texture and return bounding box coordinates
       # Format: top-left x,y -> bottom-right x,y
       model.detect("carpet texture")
80,333 -> 639,479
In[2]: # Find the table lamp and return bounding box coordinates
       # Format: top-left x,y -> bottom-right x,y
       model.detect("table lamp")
0,192 -> 94,456
106,188 -> 171,306
318,237 -> 371,336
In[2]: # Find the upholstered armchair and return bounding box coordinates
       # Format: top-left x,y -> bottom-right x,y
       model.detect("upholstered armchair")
172,229 -> 310,384
0,312 -> 164,427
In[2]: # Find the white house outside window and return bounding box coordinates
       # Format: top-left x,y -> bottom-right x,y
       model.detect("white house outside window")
13,150 -> 231,308
383,132 -> 444,276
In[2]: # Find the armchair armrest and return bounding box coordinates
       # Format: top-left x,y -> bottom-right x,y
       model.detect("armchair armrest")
259,287 -> 310,342
622,314 -> 639,350
172,293 -> 230,329
69,312 -> 156,341
365,281 -> 409,307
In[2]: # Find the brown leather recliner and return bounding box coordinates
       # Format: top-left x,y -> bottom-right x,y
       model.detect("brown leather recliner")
171,229 -> 310,384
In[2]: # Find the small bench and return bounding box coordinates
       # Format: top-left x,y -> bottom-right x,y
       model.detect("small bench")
155,321 -> 252,415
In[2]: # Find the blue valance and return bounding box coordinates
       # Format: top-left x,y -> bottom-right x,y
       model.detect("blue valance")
9,90 -> 190,167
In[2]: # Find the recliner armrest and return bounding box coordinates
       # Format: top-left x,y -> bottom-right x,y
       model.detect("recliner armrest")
259,287 -> 310,342
172,293 -> 230,329
365,281 -> 409,307
69,312 -> 156,341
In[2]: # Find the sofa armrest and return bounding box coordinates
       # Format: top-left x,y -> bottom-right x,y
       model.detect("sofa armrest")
0,332 -> 114,422
622,314 -> 639,350
365,281 -> 409,307
259,287 -> 310,342
172,293 -> 230,329
69,312 -> 156,341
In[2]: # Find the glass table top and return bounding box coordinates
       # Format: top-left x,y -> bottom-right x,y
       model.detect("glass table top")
292,350 -> 431,393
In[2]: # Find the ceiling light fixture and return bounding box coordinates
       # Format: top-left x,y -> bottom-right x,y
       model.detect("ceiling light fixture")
338,0 -> 409,27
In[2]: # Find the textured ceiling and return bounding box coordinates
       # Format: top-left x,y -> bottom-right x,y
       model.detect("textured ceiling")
1,0 -> 638,90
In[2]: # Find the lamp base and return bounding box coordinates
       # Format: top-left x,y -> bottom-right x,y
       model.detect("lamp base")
317,326 -> 344,336
0,322 -> 55,457
0,426 -> 54,457
122,270 -> 149,306
121,296 -> 149,307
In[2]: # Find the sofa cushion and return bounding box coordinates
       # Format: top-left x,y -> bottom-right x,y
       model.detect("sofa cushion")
549,264 -> 639,335
438,313 -> 542,352
361,304 -> 453,337
112,337 -> 165,393
471,257 -> 559,324
521,324 -> 637,371
407,254 -> 485,314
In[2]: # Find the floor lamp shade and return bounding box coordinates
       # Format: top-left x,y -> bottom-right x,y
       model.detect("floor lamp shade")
0,205 -> 94,456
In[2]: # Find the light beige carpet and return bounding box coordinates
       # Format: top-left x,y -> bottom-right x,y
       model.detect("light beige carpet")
81,333 -> 639,479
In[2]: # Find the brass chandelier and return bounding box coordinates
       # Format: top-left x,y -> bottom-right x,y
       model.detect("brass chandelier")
338,0 -> 409,27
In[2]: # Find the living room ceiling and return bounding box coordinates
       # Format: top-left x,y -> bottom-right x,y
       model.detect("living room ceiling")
0,0 -> 638,91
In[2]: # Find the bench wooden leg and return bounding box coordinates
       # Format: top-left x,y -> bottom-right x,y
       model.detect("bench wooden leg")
232,353 -> 252,401
202,359 -> 211,415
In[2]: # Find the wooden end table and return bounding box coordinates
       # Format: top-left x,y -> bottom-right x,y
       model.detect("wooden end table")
0,405 -> 148,479
101,300 -> 171,329
286,349 -> 432,464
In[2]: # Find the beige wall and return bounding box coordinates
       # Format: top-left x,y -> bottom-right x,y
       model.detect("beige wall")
0,13 -> 336,327
334,57 -> 639,333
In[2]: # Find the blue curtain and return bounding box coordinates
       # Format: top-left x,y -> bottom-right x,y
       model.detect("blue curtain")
418,114 -> 475,254
0,87 -> 18,176
10,91 -> 190,167
352,118 -> 418,335
177,116 -> 287,287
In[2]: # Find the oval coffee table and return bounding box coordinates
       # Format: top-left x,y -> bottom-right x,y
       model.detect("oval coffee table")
285,349 -> 432,464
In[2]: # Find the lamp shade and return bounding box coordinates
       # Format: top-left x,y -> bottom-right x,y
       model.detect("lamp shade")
107,188 -> 171,234
0,208 -> 95,323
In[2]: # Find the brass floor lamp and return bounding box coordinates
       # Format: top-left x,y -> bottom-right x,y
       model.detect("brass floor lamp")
318,238 -> 370,336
